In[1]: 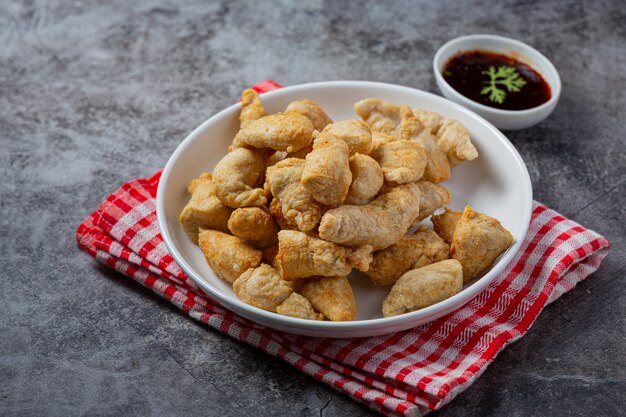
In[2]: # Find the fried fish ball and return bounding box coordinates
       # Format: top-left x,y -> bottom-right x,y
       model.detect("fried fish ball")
265,158 -> 322,232
319,182 -> 421,250
233,264 -> 292,311
354,98 -> 412,136
198,229 -> 262,283
371,140 -> 427,185
431,207 -> 463,244
412,108 -> 443,134
276,293 -> 324,320
382,259 -> 463,317
415,131 -> 451,183
416,182 -> 452,222
268,198 -> 298,230
301,133 -> 352,206
239,89 -> 267,128
227,207 -> 279,249
451,206 -> 514,283
397,110 -> 451,183
344,153 -> 384,205
232,112 -> 315,153
321,120 -> 372,156
299,276 -> 357,321
436,119 -> 478,166
365,227 -> 450,286
179,173 -> 233,243
277,230 -> 373,280
213,147 -> 266,208
371,131 -> 395,151
285,99 -> 333,131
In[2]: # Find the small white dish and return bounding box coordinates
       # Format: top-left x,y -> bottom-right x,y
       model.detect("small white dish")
156,81 -> 533,338
433,34 -> 561,130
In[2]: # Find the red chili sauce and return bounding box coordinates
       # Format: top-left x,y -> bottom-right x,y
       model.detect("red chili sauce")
443,50 -> 551,110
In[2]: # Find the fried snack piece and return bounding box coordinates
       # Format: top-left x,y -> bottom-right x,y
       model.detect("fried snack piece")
412,108 -> 443,134
276,293 -> 324,320
416,182 -> 452,222
371,140 -> 427,185
371,131 -> 395,151
382,259 -> 463,317
451,206 -> 514,283
365,226 -> 450,286
179,173 -> 233,243
213,147 -> 266,208
285,99 -> 333,131
268,198 -> 298,230
431,207 -> 462,244
277,230 -> 373,280
233,264 -> 292,311
198,229 -> 262,283
344,153 -> 384,205
354,98 -> 412,136
299,276 -> 357,321
436,119 -> 478,166
233,112 -> 315,153
414,131 -> 451,183
227,207 -> 279,249
321,120 -> 372,156
301,133 -> 352,206
265,158 -> 322,231
239,89 -> 267,128
286,142 -> 313,159
319,182 -> 421,250
397,110 -> 450,183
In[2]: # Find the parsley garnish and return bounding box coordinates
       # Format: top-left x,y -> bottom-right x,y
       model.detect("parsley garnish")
480,66 -> 527,104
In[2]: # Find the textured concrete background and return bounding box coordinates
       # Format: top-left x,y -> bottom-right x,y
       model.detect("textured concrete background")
1,0 -> 624,416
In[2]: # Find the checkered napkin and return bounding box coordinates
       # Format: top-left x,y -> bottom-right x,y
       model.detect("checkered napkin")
76,81 -> 611,416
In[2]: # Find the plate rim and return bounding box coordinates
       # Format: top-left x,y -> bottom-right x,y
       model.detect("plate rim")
156,80 -> 533,336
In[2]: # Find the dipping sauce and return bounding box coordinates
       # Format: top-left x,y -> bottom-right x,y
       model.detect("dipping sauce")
443,50 -> 551,110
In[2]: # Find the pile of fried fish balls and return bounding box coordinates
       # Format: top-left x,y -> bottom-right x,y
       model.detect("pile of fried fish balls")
180,90 -> 513,321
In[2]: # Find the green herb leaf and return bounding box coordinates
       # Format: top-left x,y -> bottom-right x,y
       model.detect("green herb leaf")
480,66 -> 527,103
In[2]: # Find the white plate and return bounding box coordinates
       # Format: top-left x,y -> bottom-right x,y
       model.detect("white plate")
156,81 -> 533,338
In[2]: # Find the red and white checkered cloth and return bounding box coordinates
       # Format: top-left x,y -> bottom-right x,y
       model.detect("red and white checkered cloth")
76,81 -> 611,416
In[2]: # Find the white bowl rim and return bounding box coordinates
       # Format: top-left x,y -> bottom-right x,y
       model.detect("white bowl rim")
156,80 -> 533,333
433,34 -> 562,116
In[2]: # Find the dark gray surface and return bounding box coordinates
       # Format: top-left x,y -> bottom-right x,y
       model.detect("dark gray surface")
1,0 -> 624,416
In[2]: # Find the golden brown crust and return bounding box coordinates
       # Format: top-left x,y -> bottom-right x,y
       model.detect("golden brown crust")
299,276 -> 357,321
227,207 -> 278,249
276,230 -> 372,280
451,206 -> 514,283
233,112 -> 314,153
321,120 -> 372,156
431,207 -> 463,245
301,133 -> 352,206
371,140 -> 427,185
265,158 -> 322,232
416,182 -> 452,222
353,98 -> 412,137
180,173 -> 233,243
365,227 -> 450,286
412,108 -> 443,134
213,147 -> 266,208
412,131 -> 451,183
276,293 -> 324,320
233,264 -> 292,311
239,89 -> 267,129
382,259 -> 463,317
345,153 -> 384,205
318,183 -> 421,250
285,99 -> 333,131
198,229 -> 262,283
436,119 -> 478,167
